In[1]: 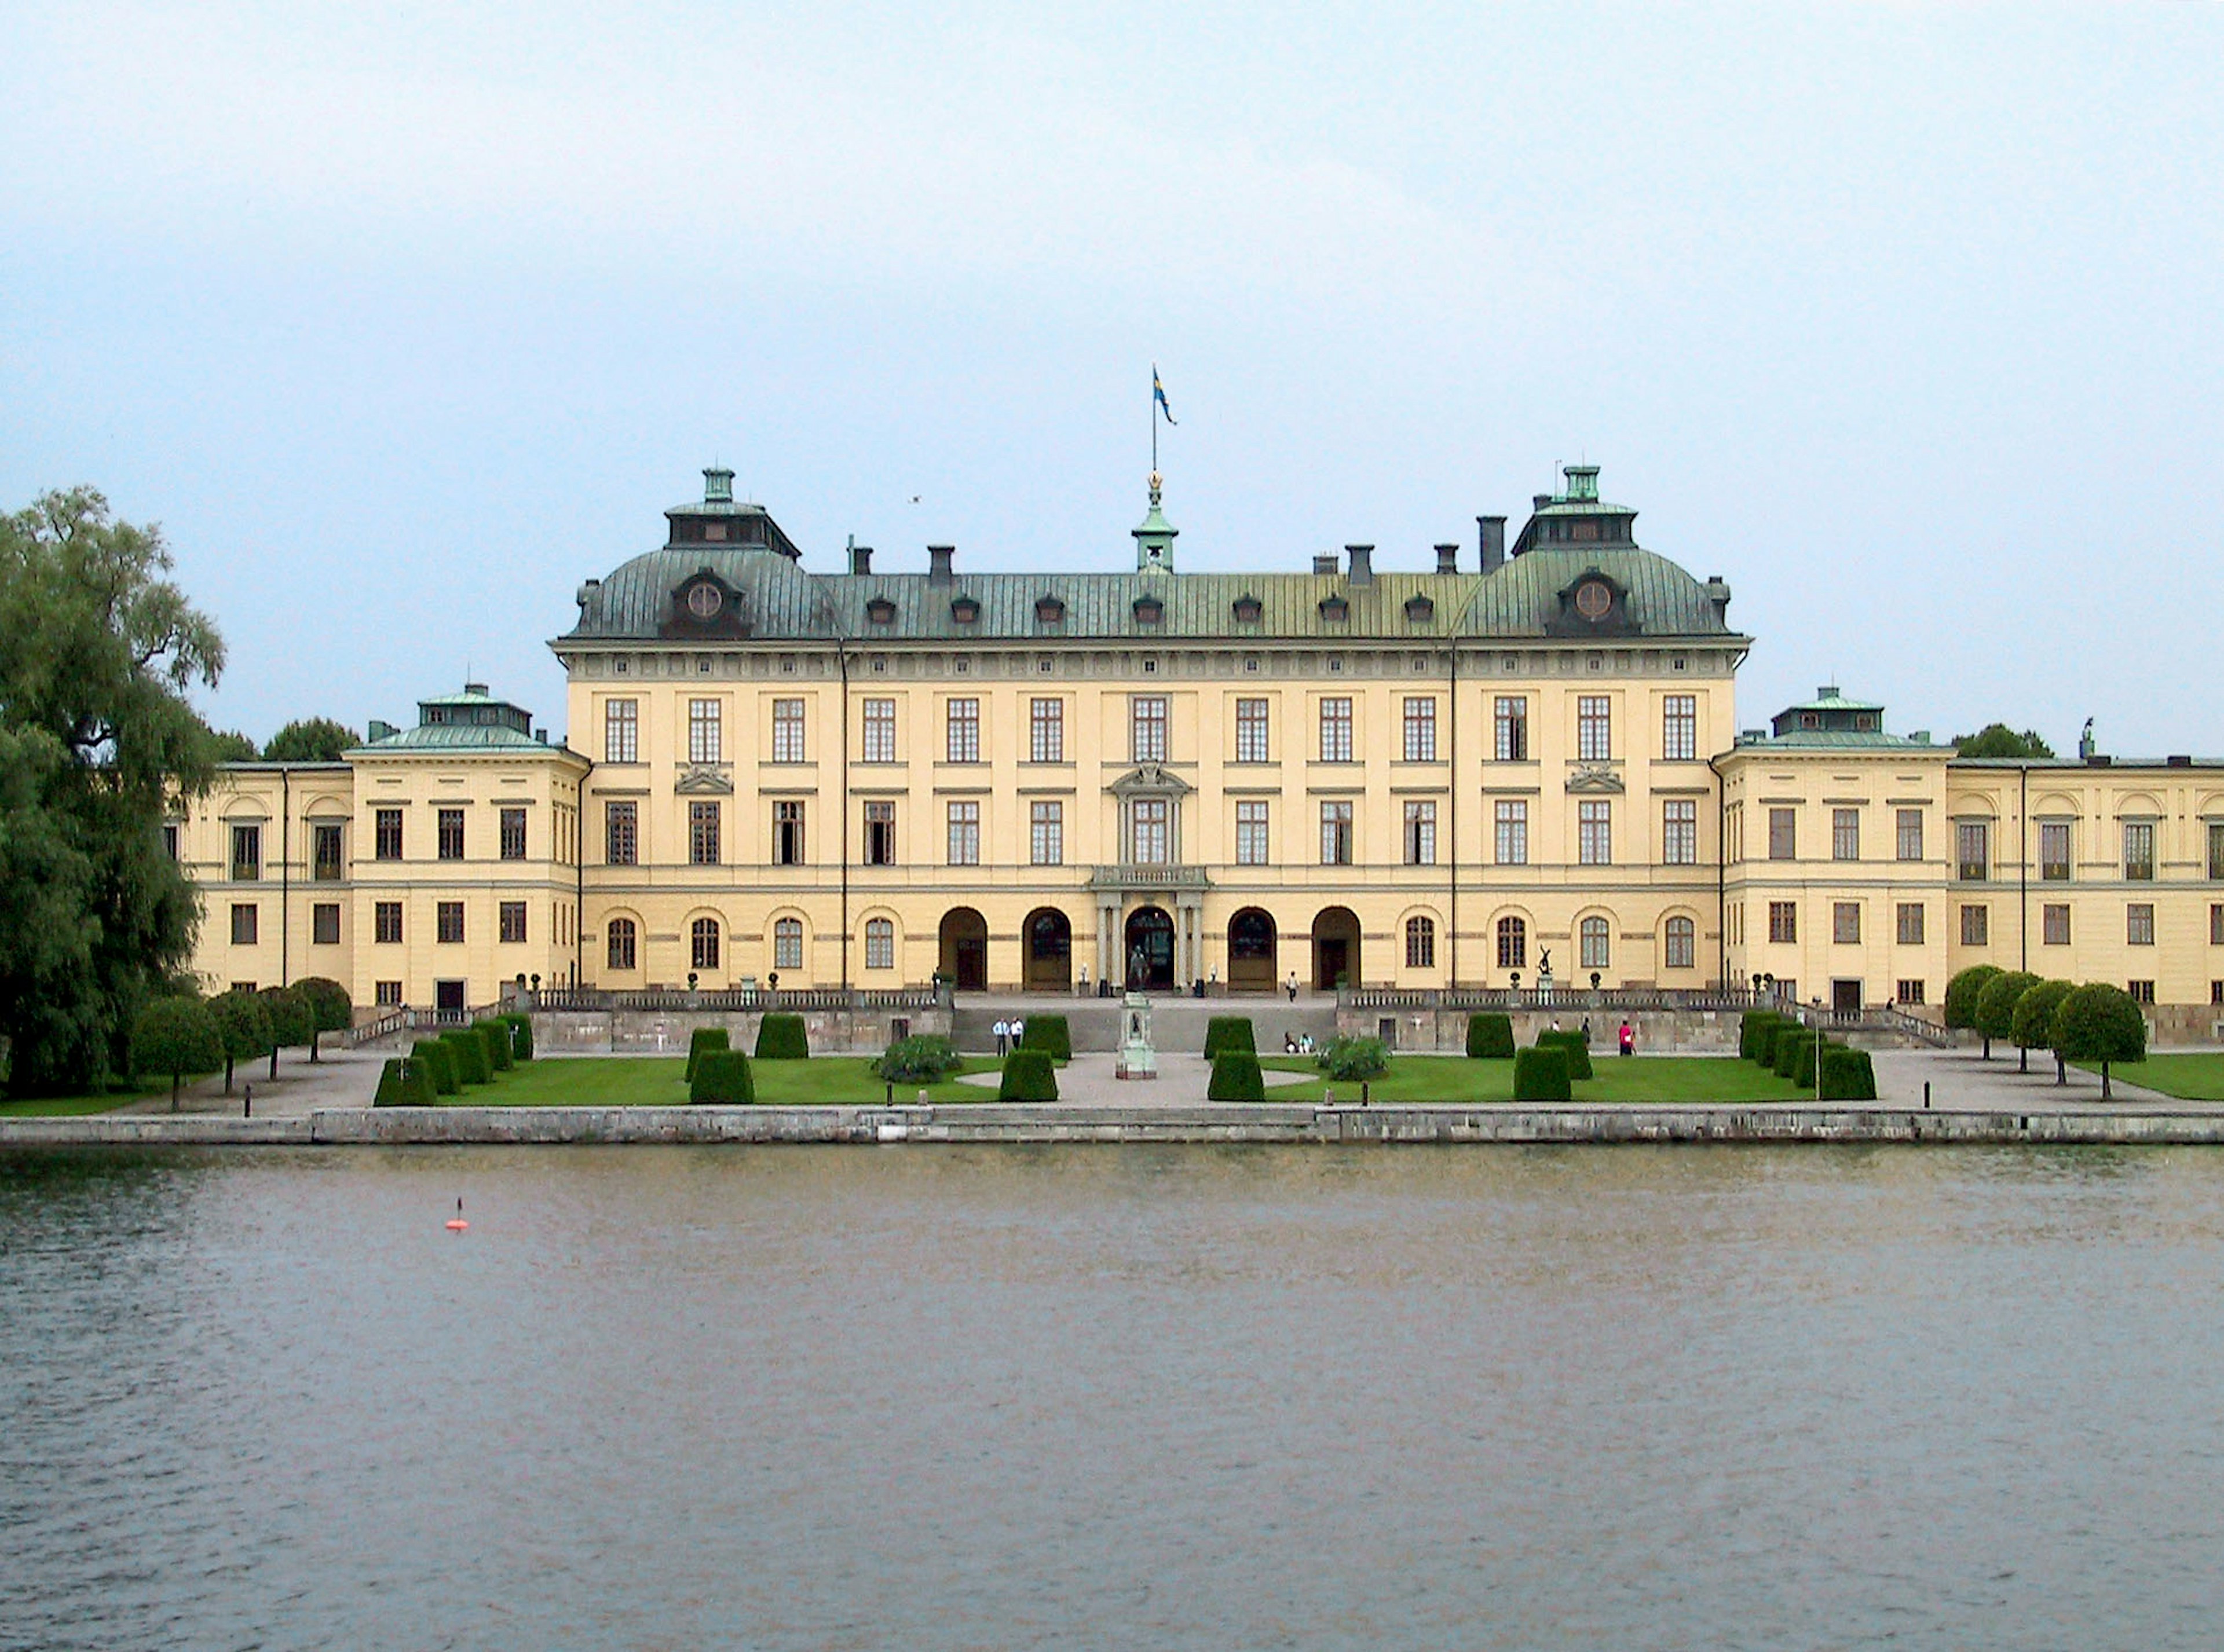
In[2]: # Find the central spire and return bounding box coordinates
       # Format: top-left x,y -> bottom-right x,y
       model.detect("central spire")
1133,470 -> 1178,573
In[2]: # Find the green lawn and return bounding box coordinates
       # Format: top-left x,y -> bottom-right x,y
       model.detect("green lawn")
0,1076 -> 184,1117
425,1055 -> 988,1108
2073,1053 -> 2224,1101
1257,1054 -> 1815,1105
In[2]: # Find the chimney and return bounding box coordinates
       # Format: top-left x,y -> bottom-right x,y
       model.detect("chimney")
1479,515 -> 1506,573
927,544 -> 955,585
850,543 -> 873,576
1345,544 -> 1374,585
1434,543 -> 1460,575
465,681 -> 489,697
1312,552 -> 1340,576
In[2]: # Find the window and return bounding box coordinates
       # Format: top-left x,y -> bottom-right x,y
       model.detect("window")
231,823 -> 261,881
1956,820 -> 1989,881
436,901 -> 464,944
229,903 -> 258,946
1578,696 -> 1611,761
1960,904 -> 1989,946
1131,799 -> 1169,865
605,698 -> 638,763
1578,800 -> 1611,866
605,801 -> 637,866
499,807 -> 526,861
2211,822 -> 2224,881
1495,799 -> 1528,866
1497,915 -> 1527,970
1494,696 -> 1528,761
1662,695 -> 1697,761
2127,902 -> 2156,946
1031,800 -> 1063,866
2214,903 -> 2224,946
862,698 -> 897,764
1132,695 -> 1168,762
1318,698 -> 1353,763
1663,915 -> 1696,970
689,694 -> 725,764
771,698 -> 805,763
1403,697 -> 1437,762
1321,801 -> 1353,865
1027,697 -> 1065,763
500,902 -> 527,944
1768,808 -> 1797,861
163,823 -> 178,861
1896,809 -> 1924,862
375,980 -> 403,1008
691,916 -> 720,970
1236,800 -> 1270,865
770,800 -> 802,866
1896,979 -> 1926,1005
437,807 -> 464,861
864,801 -> 895,866
1833,902 -> 1860,945
2038,822 -> 2071,882
689,801 -> 722,866
773,917 -> 803,972
313,823 -> 343,880
1405,915 -> 1436,969
1662,798 -> 1698,865
1832,808 -> 1860,862
1897,903 -> 1925,946
312,902 -> 340,946
374,901 -> 402,944
1404,800 -> 1436,866
1579,915 -> 1610,970
1769,902 -> 1798,944
948,801 -> 980,866
2124,821 -> 2156,881
865,917 -> 895,970
375,807 -> 403,861
2043,903 -> 2070,946
2129,979 -> 2156,1005
946,698 -> 981,763
607,917 -> 637,971
1236,698 -> 1270,763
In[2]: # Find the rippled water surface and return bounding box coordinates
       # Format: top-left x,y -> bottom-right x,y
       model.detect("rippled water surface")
5,1144 -> 2224,1650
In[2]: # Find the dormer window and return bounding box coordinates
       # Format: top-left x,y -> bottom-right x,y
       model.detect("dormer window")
1232,594 -> 1263,624
1857,713 -> 1877,730
1404,595 -> 1435,624
1801,712 -> 1820,729
1035,595 -> 1065,624
950,596 -> 981,624
1319,596 -> 1349,623
1133,596 -> 1164,625
865,597 -> 897,625
686,583 -> 723,620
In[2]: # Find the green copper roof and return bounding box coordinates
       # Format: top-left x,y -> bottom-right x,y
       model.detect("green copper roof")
349,723 -> 562,755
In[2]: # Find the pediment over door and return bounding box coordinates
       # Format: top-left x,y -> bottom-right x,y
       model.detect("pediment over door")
1107,764 -> 1193,798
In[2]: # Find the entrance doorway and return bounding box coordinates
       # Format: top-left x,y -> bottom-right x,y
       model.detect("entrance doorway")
435,979 -> 467,1018
1123,906 -> 1176,991
1311,906 -> 1361,991
1831,978 -> 1863,1019
939,907 -> 989,992
1023,907 -> 1072,992
1227,907 -> 1278,993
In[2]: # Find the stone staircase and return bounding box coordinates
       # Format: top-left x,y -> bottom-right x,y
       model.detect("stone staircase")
950,995 -> 1340,1055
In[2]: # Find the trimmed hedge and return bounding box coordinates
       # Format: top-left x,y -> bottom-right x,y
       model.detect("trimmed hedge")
1750,1022 -> 1788,1069
1772,1027 -> 1805,1080
1513,1046 -> 1572,1102
474,1019 -> 515,1071
412,1038 -> 460,1096
498,1012 -> 533,1063
442,1027 -> 493,1085
998,1049 -> 1059,1102
686,1027 -> 730,1082
1465,1012 -> 1516,1059
1792,1029 -> 1833,1090
1020,1014 -> 1074,1063
755,1013 -> 810,1060
1202,1016 -> 1255,1060
690,1049 -> 756,1104
1535,1029 -> 1592,1081
374,1058 -> 407,1107
1208,1050 -> 1267,1102
1819,1046 -> 1877,1101
1739,1012 -> 1786,1062
875,1035 -> 963,1084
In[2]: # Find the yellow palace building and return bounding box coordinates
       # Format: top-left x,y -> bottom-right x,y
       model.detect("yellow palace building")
175,464 -> 2224,1042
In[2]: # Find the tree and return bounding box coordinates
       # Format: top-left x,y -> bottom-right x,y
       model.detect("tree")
1974,970 -> 2040,1071
0,487 -> 225,1097
2011,979 -> 2077,1084
1944,965 -> 2004,1057
206,989 -> 272,1096
1951,724 -> 2055,760
258,986 -> 315,1080
2051,983 -> 2148,1101
292,976 -> 352,1063
131,997 -> 222,1110
205,727 -> 258,762
262,717 -> 360,763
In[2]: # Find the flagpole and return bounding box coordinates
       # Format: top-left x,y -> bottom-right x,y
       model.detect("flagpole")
1150,365 -> 1158,475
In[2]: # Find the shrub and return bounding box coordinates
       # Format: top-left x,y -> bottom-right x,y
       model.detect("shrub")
473,1019 -> 516,1071
691,1049 -> 756,1104
293,976 -> 352,1063
131,996 -> 222,1109
2011,980 -> 2076,1082
1772,1026 -> 1805,1080
1203,1016 -> 1256,1060
374,1058 -> 407,1106
1465,1012 -> 1516,1058
2051,983 -> 2148,1101
401,1056 -> 438,1107
1819,1046 -> 1877,1102
1945,965 -> 2005,1054
1208,1050 -> 1267,1102
1535,1030 -> 1593,1082
1975,970 -> 2040,1069
441,1027 -> 492,1085
1739,1011 -> 1785,1063
1315,1035 -> 1390,1082
1512,1046 -> 1571,1102
501,1012 -> 534,1063
1791,1028 -> 1833,1090
998,1048 -> 1059,1102
686,1027 -> 730,1082
412,1038 -> 459,1096
1747,1021 -> 1785,1068
207,989 -> 274,1094
755,1013 -> 810,1061
1021,1014 -> 1074,1062
875,1035 -> 964,1085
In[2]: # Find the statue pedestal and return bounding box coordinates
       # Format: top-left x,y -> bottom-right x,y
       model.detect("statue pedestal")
1116,991 -> 1158,1080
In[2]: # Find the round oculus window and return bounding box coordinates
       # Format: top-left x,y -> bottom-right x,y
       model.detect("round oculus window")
1573,580 -> 1612,620
686,583 -> 723,619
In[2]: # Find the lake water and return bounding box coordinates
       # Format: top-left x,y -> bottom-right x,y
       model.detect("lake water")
5,1144 -> 2223,1650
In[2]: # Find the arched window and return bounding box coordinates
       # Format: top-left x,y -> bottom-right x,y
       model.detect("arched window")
865,917 -> 894,971
690,916 -> 720,970
1404,915 -> 1436,969
1663,915 -> 1696,971
1496,915 -> 1526,970
1580,916 -> 1610,970
773,917 -> 804,972
607,917 -> 637,972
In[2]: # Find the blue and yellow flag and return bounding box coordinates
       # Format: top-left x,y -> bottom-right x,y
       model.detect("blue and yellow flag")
1153,365 -> 1176,425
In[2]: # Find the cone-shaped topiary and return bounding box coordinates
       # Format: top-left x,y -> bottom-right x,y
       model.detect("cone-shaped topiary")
1739,1012 -> 1784,1063
690,1049 -> 756,1104
1513,1046 -> 1571,1102
1819,1046 -> 1877,1101
374,1057 -> 407,1106
1466,1012 -> 1516,1058
1203,1016 -> 1256,1060
441,1027 -> 492,1085
755,1013 -> 810,1060
1021,1014 -> 1074,1062
998,1048 -> 1059,1101
686,1027 -> 729,1082
1535,1029 -> 1592,1081
412,1039 -> 459,1096
1773,1025 -> 1805,1079
1207,1050 -> 1267,1101
473,1019 -> 515,1071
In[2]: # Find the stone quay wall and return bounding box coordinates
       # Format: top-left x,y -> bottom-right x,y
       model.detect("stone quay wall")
531,1004 -> 950,1057
1337,1004 -> 1746,1054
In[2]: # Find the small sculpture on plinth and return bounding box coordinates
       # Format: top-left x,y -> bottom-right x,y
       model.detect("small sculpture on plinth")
1117,991 -> 1158,1080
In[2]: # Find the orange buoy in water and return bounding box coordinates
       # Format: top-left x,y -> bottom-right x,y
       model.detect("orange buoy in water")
445,1196 -> 469,1233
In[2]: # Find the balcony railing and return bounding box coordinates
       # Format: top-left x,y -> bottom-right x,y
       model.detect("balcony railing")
1087,863 -> 1212,892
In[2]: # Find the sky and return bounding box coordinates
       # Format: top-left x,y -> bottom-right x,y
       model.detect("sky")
5,1 -> 2219,754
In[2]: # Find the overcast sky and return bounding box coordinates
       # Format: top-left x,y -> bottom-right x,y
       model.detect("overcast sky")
5,2 -> 2219,753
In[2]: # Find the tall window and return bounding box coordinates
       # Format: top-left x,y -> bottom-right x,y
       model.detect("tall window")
1030,698 -> 1064,763
691,916 -> 720,970
864,801 -> 895,866
771,800 -> 803,865
1494,697 -> 1528,761
1030,800 -> 1063,866
1768,902 -> 1797,944
436,901 -> 464,944
2212,903 -> 2224,946
1320,801 -> 1353,865
1131,695 -> 1168,762
313,903 -> 341,946
946,698 -> 981,763
1833,902 -> 1861,944
1404,800 -> 1436,866
375,807 -> 403,861
1405,915 -> 1436,969
773,917 -> 803,971
689,698 -> 723,764
1960,904 -> 1989,946
1662,799 -> 1698,866
1897,903 -> 1925,946
230,903 -> 258,946
1236,800 -> 1270,865
1897,809 -> 1924,862
231,823 -> 261,881
312,822 -> 343,880
1662,694 -> 1697,761
865,917 -> 894,970
1832,808 -> 1860,862
437,807 -> 464,862
1578,800 -> 1611,866
163,822 -> 178,861
605,698 -> 638,763
1663,915 -> 1696,970
605,801 -> 637,866
2127,903 -> 2156,946
1131,799 -> 1169,865
1956,821 -> 1989,881
499,807 -> 526,861
1403,697 -> 1437,762
1236,698 -> 1270,763
1497,915 -> 1527,970
495,902 -> 525,944
1577,696 -> 1611,761
2040,822 -> 2071,881
374,901 -> 402,944
947,801 -> 980,865
2210,822 -> 2224,881
1495,799 -> 1528,866
2124,821 -> 2156,881
771,698 -> 805,763
607,917 -> 637,970
1579,915 -> 1610,970
1318,698 -> 1353,762
690,801 -> 722,866
862,698 -> 897,764
2043,903 -> 2071,946
1768,808 -> 1797,860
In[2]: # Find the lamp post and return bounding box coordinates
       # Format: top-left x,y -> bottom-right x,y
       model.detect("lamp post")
1812,996 -> 1824,1104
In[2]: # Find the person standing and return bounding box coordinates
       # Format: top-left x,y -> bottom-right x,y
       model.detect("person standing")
993,1018 -> 1009,1057
1011,1016 -> 1026,1051
1618,1020 -> 1635,1057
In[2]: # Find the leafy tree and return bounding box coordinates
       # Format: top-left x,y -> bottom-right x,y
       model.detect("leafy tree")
0,487 -> 224,1097
205,727 -> 259,762
292,976 -> 352,1063
1944,965 -> 2004,1057
1974,970 -> 2040,1071
131,996 -> 222,1109
206,989 -> 272,1096
259,986 -> 316,1079
262,717 -> 360,763
1316,1035 -> 1390,1082
2010,979 -> 2076,1083
2051,983 -> 2148,1101
1951,724 -> 2055,760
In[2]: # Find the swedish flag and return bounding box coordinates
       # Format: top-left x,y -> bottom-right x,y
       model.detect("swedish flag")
1153,365 -> 1176,425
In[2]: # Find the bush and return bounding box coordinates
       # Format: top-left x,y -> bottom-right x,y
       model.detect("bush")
1945,964 -> 2004,1052
1535,1030 -> 1593,1082
1021,1014 -> 1074,1062
374,1058 -> 407,1107
1748,1021 -> 1786,1068
1772,1026 -> 1805,1080
131,996 -> 223,1109
501,1012 -> 534,1063
755,1013 -> 810,1061
1512,1045 -> 1571,1102
260,987 -> 315,1053
412,1038 -> 459,1096
1792,1028 -> 1833,1090
1208,1050 -> 1267,1101
1819,1046 -> 1877,1101
207,989 -> 274,1094
1739,1011 -> 1785,1063
691,1049 -> 756,1104
875,1035 -> 963,1085
1203,1016 -> 1255,1060
473,1019 -> 515,1071
2011,980 -> 2076,1080
401,1056 -> 438,1106
998,1048 -> 1059,1101
686,1027 -> 730,1082
441,1027 -> 492,1085
2051,983 -> 2148,1101
1465,1012 -> 1516,1058
1315,1035 -> 1390,1082
1974,970 -> 2040,1067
